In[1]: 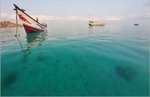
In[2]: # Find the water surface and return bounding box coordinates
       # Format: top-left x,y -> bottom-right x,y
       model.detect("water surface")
1,24 -> 149,96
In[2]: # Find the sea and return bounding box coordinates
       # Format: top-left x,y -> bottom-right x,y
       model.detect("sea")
1,23 -> 149,96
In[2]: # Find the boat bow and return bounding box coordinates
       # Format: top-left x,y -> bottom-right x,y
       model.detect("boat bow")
13,4 -> 47,34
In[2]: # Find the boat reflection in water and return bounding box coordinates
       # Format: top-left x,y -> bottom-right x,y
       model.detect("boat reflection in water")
89,26 -> 96,33
16,30 -> 47,62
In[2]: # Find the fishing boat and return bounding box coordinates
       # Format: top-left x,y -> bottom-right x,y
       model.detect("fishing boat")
13,4 -> 47,34
134,23 -> 139,26
89,21 -> 105,26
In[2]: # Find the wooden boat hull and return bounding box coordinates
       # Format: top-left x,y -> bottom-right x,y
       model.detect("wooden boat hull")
13,4 -> 47,34
89,24 -> 105,26
134,24 -> 139,26
23,24 -> 44,34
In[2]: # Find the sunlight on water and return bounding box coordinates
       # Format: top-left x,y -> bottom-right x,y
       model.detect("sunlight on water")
1,24 -> 149,96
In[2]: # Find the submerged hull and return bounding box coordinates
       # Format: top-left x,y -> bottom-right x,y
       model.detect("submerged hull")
13,4 -> 47,34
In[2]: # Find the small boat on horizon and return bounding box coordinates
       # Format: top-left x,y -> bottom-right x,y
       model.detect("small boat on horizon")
89,21 -> 105,26
134,23 -> 139,26
13,4 -> 47,34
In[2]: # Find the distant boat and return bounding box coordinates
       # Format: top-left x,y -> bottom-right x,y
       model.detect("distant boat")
13,4 -> 47,34
134,23 -> 139,26
89,21 -> 105,26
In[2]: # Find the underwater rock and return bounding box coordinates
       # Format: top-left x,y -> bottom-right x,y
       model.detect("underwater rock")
115,66 -> 136,81
56,59 -> 61,63
2,72 -> 17,87
37,53 -> 46,61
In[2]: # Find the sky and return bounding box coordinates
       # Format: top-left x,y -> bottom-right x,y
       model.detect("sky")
0,0 -> 150,25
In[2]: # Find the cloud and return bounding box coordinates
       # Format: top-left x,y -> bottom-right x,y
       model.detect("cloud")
1,13 -> 124,22
129,13 -> 150,20
1,13 -> 16,20
130,15 -> 137,19
1,13 -> 8,18
105,16 -> 123,21
8,14 -> 16,20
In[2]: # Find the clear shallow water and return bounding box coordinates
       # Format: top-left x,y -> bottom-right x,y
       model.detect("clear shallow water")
1,24 -> 149,96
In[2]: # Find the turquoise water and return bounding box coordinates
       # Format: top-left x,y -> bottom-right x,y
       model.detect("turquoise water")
1,24 -> 149,96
